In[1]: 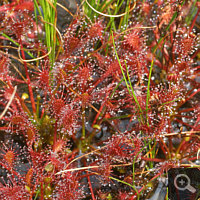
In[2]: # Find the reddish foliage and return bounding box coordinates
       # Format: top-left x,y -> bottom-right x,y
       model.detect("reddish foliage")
88,21 -> 103,39
53,172 -> 84,200
123,25 -> 145,52
0,182 -> 30,200
0,1 -> 199,199
0,0 -> 34,12
58,104 -> 80,135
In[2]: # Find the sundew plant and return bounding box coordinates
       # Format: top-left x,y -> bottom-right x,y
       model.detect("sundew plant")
0,0 -> 199,199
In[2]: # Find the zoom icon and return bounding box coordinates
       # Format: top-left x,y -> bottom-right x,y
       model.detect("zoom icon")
174,174 -> 196,193
168,168 -> 200,200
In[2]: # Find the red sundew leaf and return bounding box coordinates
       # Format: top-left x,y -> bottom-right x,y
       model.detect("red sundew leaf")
4,150 -> 15,167
53,172 -> 84,200
75,65 -> 92,91
103,134 -> 142,162
25,168 -> 34,186
29,150 -> 48,176
11,115 -> 25,126
49,154 -> 65,170
125,54 -> 148,81
8,112 -> 37,139
159,161 -> 177,175
193,113 -> 200,131
0,5 -> 10,12
37,70 -> 50,89
118,191 -> 136,200
151,85 -> 182,106
0,53 -> 9,77
14,1 -> 34,11
32,61 -> 51,92
0,141 -> 29,182
8,19 -> 30,39
64,36 -> 81,57
74,92 -> 91,108
158,3 -> 175,28
26,128 -> 35,142
92,60 -> 122,90
58,104 -> 80,135
62,61 -> 74,71
123,25 -> 145,52
106,60 -> 122,77
142,2 -> 151,15
0,182 -> 31,200
173,34 -> 198,59
0,1 -> 34,12
97,159 -> 113,181
50,98 -> 66,119
88,21 -> 103,39
92,53 -> 110,69
53,139 -> 66,153
53,66 -> 68,84
180,38 -> 194,55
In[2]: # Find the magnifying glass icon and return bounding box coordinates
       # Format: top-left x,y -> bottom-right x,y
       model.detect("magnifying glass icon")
174,174 -> 196,193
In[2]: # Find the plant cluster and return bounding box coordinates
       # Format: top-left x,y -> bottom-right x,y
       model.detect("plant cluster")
0,0 -> 199,199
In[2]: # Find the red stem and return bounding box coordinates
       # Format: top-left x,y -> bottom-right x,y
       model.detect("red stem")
6,77 -> 26,83
191,48 -> 200,59
20,44 -> 36,114
131,172 -> 162,200
189,8 -> 200,33
174,118 -> 194,129
158,139 -> 169,158
178,107 -> 197,113
185,88 -> 200,102
192,116 -> 200,131
40,181 -> 44,200
87,174 -> 96,200
174,114 -> 193,119
92,101 -> 105,126
0,127 -> 8,130
180,138 -> 199,155
53,121 -> 57,152
187,156 -> 198,161
6,81 -> 31,115
0,161 -> 25,182
140,157 -> 165,162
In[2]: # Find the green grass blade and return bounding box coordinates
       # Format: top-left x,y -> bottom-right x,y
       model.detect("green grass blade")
111,31 -> 143,123
36,0 -> 58,69
146,0 -> 186,125
1,33 -> 35,59
125,61 -> 143,118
